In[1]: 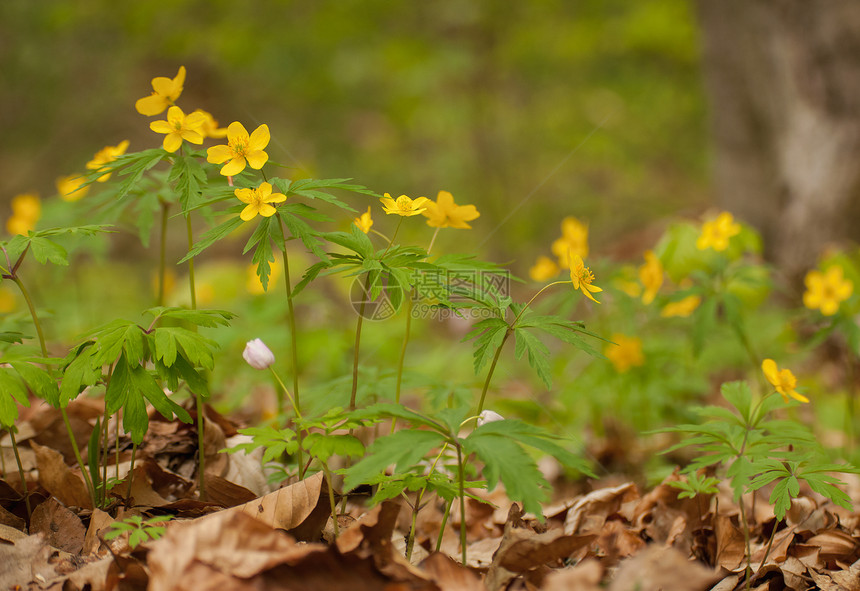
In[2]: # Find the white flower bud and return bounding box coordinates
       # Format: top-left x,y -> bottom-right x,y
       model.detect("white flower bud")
243,338 -> 275,370
477,410 -> 505,427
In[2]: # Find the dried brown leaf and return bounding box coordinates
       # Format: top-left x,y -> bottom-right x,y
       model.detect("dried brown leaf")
0,533 -> 57,590
203,473 -> 257,508
541,559 -> 603,591
31,440 -> 92,509
606,545 -> 721,591
806,529 -> 859,561
715,514 -> 746,572
30,497 -> 86,554
83,508 -> 116,555
420,552 -> 485,591
564,482 -> 639,535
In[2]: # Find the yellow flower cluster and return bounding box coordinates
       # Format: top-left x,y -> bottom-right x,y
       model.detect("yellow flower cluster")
605,334 -> 644,373
696,211 -> 740,252
528,216 -> 588,282
803,264 -> 853,316
6,193 -> 41,235
55,175 -> 89,202
762,359 -> 808,403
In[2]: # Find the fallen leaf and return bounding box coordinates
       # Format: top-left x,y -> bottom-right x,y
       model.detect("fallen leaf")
83,508 -> 116,555
31,440 -> 92,509
806,529 -> 858,561
30,497 -> 86,554
606,545 -> 721,591
0,533 -> 57,590
420,552 -> 485,591
714,514 -> 746,572
564,482 -> 638,535
541,559 -> 603,591
203,473 -> 258,508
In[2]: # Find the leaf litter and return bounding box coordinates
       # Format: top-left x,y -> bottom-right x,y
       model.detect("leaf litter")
3,402 -> 860,591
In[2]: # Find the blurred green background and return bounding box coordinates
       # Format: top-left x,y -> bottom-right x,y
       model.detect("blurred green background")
1,0 -> 708,266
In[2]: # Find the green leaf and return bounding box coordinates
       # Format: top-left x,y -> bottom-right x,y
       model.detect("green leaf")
342,429 -> 446,492
280,209 -> 328,261
464,318 -> 509,375
27,236 -> 68,266
303,433 -> 365,463
60,343 -> 101,408
169,154 -> 207,213
513,327 -> 552,388
0,368 -> 28,427
10,361 -> 59,407
323,225 -> 373,260
112,149 -> 168,201
179,215 -> 245,264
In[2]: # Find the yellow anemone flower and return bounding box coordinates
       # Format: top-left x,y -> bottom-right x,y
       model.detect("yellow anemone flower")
0,286 -> 16,313
207,122 -> 270,177
551,216 -> 589,268
135,66 -> 186,116
422,190 -> 480,229
569,253 -> 602,303
803,265 -> 853,316
150,106 -> 206,153
529,256 -> 560,282
235,182 -> 286,221
354,206 -> 373,234
86,140 -> 130,182
605,334 -> 644,373
56,175 -> 89,202
696,211 -> 740,251
191,109 -> 228,138
6,193 -> 41,235
660,295 -> 701,318
638,250 -> 663,305
762,358 -> 808,403
379,193 -> 429,217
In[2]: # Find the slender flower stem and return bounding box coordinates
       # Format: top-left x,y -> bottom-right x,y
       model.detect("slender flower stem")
185,214 -> 207,500
101,414 -> 110,508
406,443 -> 448,560
350,274 -> 372,412
456,444 -> 467,565
277,215 -> 301,422
126,443 -> 137,500
391,294 -> 413,434
62,408 -> 95,502
427,227 -> 441,254
185,216 -> 197,310
321,462 -> 339,537
8,428 -> 31,518
269,367 -> 305,478
11,276 -> 48,359
436,499 -> 453,553
157,201 -> 170,306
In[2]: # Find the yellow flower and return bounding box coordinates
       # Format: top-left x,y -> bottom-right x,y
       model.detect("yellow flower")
149,106 -> 206,153
569,253 -> 602,303
86,140 -> 130,182
235,182 -> 286,221
605,334 -> 644,373
762,358 -> 808,403
696,211 -> 740,251
551,216 -> 589,268
638,250 -> 663,305
354,206 -> 373,234
379,193 -> 430,217
56,175 -> 89,202
206,122 -> 270,177
615,279 -> 642,298
529,256 -> 560,282
0,286 -> 16,313
246,260 -> 282,294
422,190 -> 480,229
803,265 -> 853,316
135,66 -> 186,116
191,109 -> 228,138
660,295 -> 702,318
6,193 -> 40,235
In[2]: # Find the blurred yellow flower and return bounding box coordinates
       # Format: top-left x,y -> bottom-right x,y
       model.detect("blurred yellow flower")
191,109 -> 228,138
569,253 -> 602,303
86,140 -> 130,182
196,281 -> 215,306
380,193 -> 429,217
247,260 -> 282,294
135,65 -> 186,116
696,211 -> 740,251
56,175 -> 90,202
354,206 -> 373,234
149,106 -> 206,152
422,190 -> 480,229
529,256 -> 559,282
235,182 -> 286,221
803,265 -> 853,316
6,193 -> 40,235
0,286 -> 16,313
207,122 -> 270,177
605,334 -> 644,373
615,278 -> 642,298
660,295 -> 701,318
551,216 -> 589,267
153,268 -> 177,298
638,250 -> 663,305
762,358 -> 808,403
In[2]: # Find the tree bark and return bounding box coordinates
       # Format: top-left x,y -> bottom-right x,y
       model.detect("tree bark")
696,0 -> 860,284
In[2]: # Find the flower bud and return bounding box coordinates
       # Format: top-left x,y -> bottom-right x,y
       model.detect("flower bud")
477,410 -> 504,427
243,338 -> 275,370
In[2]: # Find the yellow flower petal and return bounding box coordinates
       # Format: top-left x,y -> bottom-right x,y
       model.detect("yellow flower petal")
240,204 -> 259,221
221,157 -> 246,177
207,144 -> 232,164
245,150 -> 268,170
249,124 -> 271,151
163,134 -> 183,153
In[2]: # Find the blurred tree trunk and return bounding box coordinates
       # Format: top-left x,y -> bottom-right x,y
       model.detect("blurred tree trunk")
696,0 -> 860,283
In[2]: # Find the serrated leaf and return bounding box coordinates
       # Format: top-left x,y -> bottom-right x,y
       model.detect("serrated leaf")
513,327 -> 552,388
179,215 -> 244,263
169,154 -> 207,213
28,236 -> 68,266
0,368 -> 28,427
10,361 -> 59,407
303,433 -> 365,463
342,429 -> 446,492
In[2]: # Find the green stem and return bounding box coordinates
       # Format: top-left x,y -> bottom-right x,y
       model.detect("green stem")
277,216 -> 301,426
61,407 -> 96,504
269,367 -> 304,478
456,444 -> 467,565
739,499 -> 753,591
754,516 -> 780,578
321,462 -> 339,537
846,354 -> 856,452
101,413 -> 110,508
427,227 -> 441,254
196,393 -> 206,500
476,330 -> 511,416
8,428 -> 31,519
391,294 -> 413,433
406,443 -> 448,559
157,201 -> 170,306
126,443 -> 137,500
185,215 -> 197,310
11,275 -> 48,359
350,274 -> 372,411
436,498 -> 453,553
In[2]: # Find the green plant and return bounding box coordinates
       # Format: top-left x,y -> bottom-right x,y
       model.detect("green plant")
105,514 -> 173,548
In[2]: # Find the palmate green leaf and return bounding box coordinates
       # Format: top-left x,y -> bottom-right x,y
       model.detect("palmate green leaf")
229,426 -> 298,463
518,315 -> 605,359
350,403 -> 447,433
342,429 -> 447,492
179,214 -> 244,263
273,177 -> 376,211
0,368 -> 29,428
463,317 -> 509,375
168,154 -> 207,213
768,476 -> 799,520
303,433 -> 365,464
87,319 -> 140,367
111,149 -> 169,201
464,432 -> 549,518
60,343 -> 101,407
10,361 -> 59,407
513,327 -> 552,388
280,207 -> 328,261
241,215 -> 281,292
27,236 -> 68,266
323,225 -> 374,260
146,307 -> 235,329
801,471 -> 853,511
0,332 -> 25,345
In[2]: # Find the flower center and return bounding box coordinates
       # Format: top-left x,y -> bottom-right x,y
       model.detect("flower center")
230,139 -> 248,158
